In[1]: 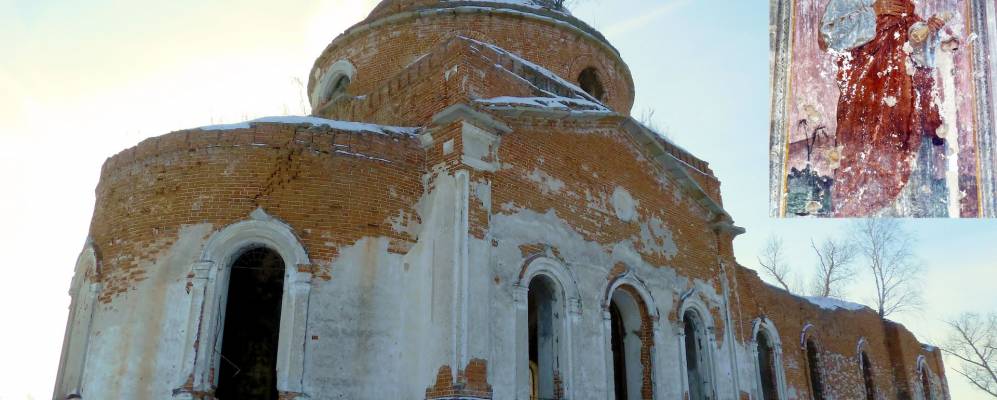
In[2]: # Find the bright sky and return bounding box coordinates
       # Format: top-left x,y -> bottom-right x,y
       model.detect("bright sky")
0,0 -> 993,399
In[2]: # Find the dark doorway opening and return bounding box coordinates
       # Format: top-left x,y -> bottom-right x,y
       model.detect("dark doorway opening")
806,340 -> 825,400
861,352 -> 876,400
756,331 -> 778,400
215,247 -> 285,400
528,276 -> 558,399
921,366 -> 932,400
609,302 -> 628,400
684,311 -> 711,400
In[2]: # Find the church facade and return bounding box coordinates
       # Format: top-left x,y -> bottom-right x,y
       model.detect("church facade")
54,1 -> 948,399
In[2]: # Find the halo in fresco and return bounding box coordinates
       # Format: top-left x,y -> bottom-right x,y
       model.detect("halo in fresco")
770,0 -> 997,218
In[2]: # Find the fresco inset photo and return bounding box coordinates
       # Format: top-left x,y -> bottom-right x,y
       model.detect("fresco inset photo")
770,0 -> 997,218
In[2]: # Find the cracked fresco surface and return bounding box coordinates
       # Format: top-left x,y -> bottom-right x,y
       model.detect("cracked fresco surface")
771,0 -> 996,217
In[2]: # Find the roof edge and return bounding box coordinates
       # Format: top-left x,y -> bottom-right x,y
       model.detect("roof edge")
474,106 -> 738,227
308,5 -> 634,101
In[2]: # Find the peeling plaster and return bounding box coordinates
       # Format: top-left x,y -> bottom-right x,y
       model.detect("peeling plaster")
526,168 -> 566,194
637,217 -> 678,260
611,186 -> 637,222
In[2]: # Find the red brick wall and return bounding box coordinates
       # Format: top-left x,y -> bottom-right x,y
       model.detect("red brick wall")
82,104 -> 943,400
730,266 -> 945,400
484,116 -> 724,285
78,3 -> 943,397
90,123 -> 425,303
310,8 -> 634,115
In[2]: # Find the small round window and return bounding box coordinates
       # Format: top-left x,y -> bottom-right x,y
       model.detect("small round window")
578,67 -> 605,101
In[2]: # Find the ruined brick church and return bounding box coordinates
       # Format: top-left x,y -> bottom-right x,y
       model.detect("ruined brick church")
54,1 -> 949,399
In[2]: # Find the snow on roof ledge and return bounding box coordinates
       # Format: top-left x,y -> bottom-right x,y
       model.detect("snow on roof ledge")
803,296 -> 870,312
195,116 -> 420,136
461,36 -> 601,104
443,0 -> 572,15
476,96 -> 611,113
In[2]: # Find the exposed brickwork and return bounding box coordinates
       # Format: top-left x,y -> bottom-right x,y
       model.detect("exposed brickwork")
90,123 -> 425,302
425,359 -> 493,399
730,266 -> 947,400
311,4 -> 635,115
277,392 -> 306,400
484,116 -> 723,285
65,1 -> 946,398
552,370 -> 564,400
425,365 -> 455,399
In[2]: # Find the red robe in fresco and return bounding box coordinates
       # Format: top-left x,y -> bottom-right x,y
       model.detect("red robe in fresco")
830,1 -> 942,217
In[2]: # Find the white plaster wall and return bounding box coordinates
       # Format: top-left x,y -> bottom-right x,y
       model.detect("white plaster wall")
302,169 -> 464,399
65,172 -> 744,400
81,223 -> 213,399
302,237 -> 410,398
486,201 -> 733,400
53,245 -> 98,399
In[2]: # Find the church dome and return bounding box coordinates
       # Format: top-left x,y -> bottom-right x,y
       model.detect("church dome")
308,0 -> 635,118
362,0 -> 614,50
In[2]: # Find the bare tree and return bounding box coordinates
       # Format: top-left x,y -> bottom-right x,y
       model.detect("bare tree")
291,76 -> 309,115
550,0 -> 572,9
808,237 -> 857,298
943,313 -> 997,398
852,219 -> 922,317
758,235 -> 794,293
637,108 -> 670,137
638,108 -> 658,131
549,0 -> 590,11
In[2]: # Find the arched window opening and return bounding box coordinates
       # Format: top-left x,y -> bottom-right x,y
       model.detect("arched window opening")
310,59 -> 356,110
528,276 -> 560,400
920,365 -> 932,400
216,247 -> 285,400
609,287 -> 652,400
684,310 -> 713,400
578,67 -> 606,101
861,352 -> 876,400
806,340 -> 825,400
756,331 -> 779,400
322,75 -> 350,105
610,302 -> 628,400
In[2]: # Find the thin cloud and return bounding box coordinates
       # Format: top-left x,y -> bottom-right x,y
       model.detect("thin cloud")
601,0 -> 690,37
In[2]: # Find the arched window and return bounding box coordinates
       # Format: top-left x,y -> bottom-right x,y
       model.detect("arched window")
610,302 -> 629,400
528,275 -> 560,400
756,331 -> 779,400
805,339 -> 825,400
861,352 -> 876,400
683,310 -> 714,400
178,211 -> 313,398
310,59 -> 356,110
516,258 -> 579,400
919,361 -> 933,400
578,67 -> 606,101
608,286 -> 653,400
215,247 -> 286,400
323,75 -> 350,104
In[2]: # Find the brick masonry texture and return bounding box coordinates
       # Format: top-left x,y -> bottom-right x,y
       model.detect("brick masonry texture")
310,3 -> 635,117
91,123 -> 425,302
55,1 -> 948,399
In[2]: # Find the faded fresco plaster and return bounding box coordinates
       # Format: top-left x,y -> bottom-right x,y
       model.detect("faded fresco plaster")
771,0 -> 997,218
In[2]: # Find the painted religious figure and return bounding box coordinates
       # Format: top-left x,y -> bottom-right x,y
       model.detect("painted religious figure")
770,0 -> 997,217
